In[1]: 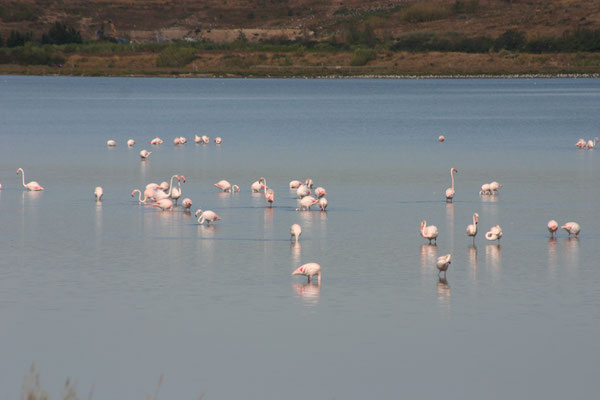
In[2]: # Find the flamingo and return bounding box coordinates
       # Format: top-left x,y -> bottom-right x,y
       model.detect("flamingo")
296,184 -> 310,199
153,198 -> 173,211
561,222 -> 580,238
586,137 -> 599,149
127,139 -> 135,147
490,181 -> 502,194
195,209 -> 220,225
289,180 -> 303,189
107,139 -> 116,147
94,186 -> 103,201
466,213 -> 479,243
131,189 -> 150,203
265,187 -> 275,207
290,224 -> 302,242
547,219 -> 558,238
179,136 -> 187,144
479,183 -> 491,195
297,196 -> 318,211
194,134 -> 202,144
153,175 -> 180,201
305,179 -> 314,188
438,135 -> 445,142
485,225 -> 503,243
202,135 -> 210,144
159,181 -> 170,191
315,187 -> 327,198
420,220 -> 438,244
318,197 -> 328,211
445,167 -> 458,202
140,149 -> 152,160
150,137 -> 163,145
251,177 -> 266,192
174,137 -> 181,145
16,168 -> 44,191
182,198 -> 192,210
214,137 -> 222,144
292,262 -> 321,284
171,176 -> 184,205
436,254 -> 451,277
575,138 -> 586,148
214,180 -> 240,192
144,183 -> 160,200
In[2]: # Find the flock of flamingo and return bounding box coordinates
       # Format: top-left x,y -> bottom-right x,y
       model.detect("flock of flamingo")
5,134 -> 587,284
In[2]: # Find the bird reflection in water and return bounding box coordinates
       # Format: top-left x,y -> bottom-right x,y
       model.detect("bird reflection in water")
562,237 -> 579,268
292,282 -> 321,304
485,244 -> 501,278
437,276 -> 451,310
547,237 -> 558,276
420,244 -> 438,275
445,202 -> 454,249
467,245 -> 478,281
481,194 -> 499,203
95,200 -> 103,245
290,242 -> 301,263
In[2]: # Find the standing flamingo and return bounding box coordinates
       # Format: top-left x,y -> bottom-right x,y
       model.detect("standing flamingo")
289,180 -> 303,189
315,187 -> 327,198
586,137 -> 599,149
202,135 -> 210,144
140,150 -> 152,160
466,213 -> 479,244
297,196 -> 318,211
195,134 -> 202,143
131,189 -> 150,203
214,180 -> 240,192
179,136 -> 187,144
296,184 -> 310,199
490,181 -> 502,194
292,263 -> 321,284
107,140 -> 116,147
318,197 -> 328,211
420,220 -> 438,244
94,186 -> 103,201
214,137 -> 222,144
479,183 -> 491,195
561,222 -> 580,238
153,175 -> 180,201
150,137 -> 163,145
182,198 -> 192,210
153,199 -> 174,211
445,168 -> 458,202
436,254 -> 451,277
305,179 -> 314,188
290,224 -> 302,242
485,225 -> 503,243
195,209 -> 220,225
438,135 -> 445,142
174,137 -> 181,145
265,187 -> 275,207
251,177 -> 266,192
575,138 -> 586,148
127,139 -> 135,147
171,176 -> 184,205
547,220 -> 558,238
16,168 -> 44,191
144,183 -> 160,200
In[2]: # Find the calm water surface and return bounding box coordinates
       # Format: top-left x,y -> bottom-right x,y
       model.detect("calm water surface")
1,76 -> 599,399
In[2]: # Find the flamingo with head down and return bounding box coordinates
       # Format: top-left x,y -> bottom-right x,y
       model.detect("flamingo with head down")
16,168 -> 43,191
586,137 -> 599,149
485,225 -> 503,243
290,224 -> 302,242
292,263 -> 321,284
94,186 -> 103,201
289,180 -> 303,189
547,220 -> 558,238
214,180 -> 240,192
561,222 -> 580,238
214,137 -> 222,144
195,209 -> 220,225
140,150 -> 152,160
318,197 -> 328,211
436,254 -> 451,277
297,196 -> 318,211
131,189 -> 150,203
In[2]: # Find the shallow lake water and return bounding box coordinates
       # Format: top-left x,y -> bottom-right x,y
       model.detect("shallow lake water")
0,76 -> 599,399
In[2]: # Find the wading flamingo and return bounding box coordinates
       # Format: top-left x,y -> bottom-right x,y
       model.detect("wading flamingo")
195,209 -> 220,225
575,138 -> 586,148
153,198 -> 173,211
445,168 -> 458,202
292,263 -> 321,284
490,181 -> 502,194
131,189 -> 150,203
214,180 -> 240,192
150,137 -> 163,145
297,196 -> 318,211
94,186 -> 103,201
173,137 -> 181,145
305,179 -> 314,188
194,134 -> 202,144
182,198 -> 192,210
466,213 -> 479,243
318,197 -> 328,211
16,168 -> 43,191
479,183 -> 491,195
561,222 -> 580,238
547,220 -> 558,238
214,137 -> 222,144
420,220 -> 438,244
170,175 -> 184,205
438,135 -> 445,142
127,139 -> 135,147
436,254 -> 451,277
289,180 -> 303,189
265,187 -> 275,207
485,225 -> 503,243
251,177 -> 266,192
107,139 -> 116,147
153,175 -> 180,201
315,187 -> 327,198
144,183 -> 160,200
296,184 -> 310,199
202,135 -> 210,144
586,137 -> 599,149
179,136 -> 187,144
290,224 -> 302,242
140,150 -> 152,160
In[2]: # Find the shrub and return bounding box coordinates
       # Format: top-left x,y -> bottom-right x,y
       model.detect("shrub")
0,3 -> 36,22
41,22 -> 82,45
401,2 -> 452,23
156,46 -> 196,67
494,29 -> 526,51
451,0 -> 479,14
3,44 -> 65,65
350,48 -> 376,66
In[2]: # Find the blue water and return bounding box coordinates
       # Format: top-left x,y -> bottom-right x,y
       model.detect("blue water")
0,76 -> 599,399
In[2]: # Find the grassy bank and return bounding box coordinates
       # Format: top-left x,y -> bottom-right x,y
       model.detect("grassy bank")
1,49 -> 599,78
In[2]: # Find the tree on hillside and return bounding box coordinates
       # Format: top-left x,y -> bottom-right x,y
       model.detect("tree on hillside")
494,29 -> 526,51
6,30 -> 32,47
41,22 -> 82,45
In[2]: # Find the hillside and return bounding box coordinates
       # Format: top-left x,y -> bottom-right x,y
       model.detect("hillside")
1,0 -> 599,44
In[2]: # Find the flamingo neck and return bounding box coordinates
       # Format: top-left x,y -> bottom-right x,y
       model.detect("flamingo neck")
18,169 -> 26,187
167,175 -> 178,196
450,169 -> 455,191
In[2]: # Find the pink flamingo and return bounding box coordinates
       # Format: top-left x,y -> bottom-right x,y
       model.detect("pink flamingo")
466,213 -> 479,243
214,180 -> 240,192
195,209 -> 220,225
150,137 -> 163,145
153,198 -> 174,211
182,198 -> 192,210
127,139 -> 135,147
296,184 -> 310,199
214,137 -> 222,144
315,187 -> 327,198
265,187 -> 275,207
438,135 -> 445,142
485,225 -> 503,243
140,150 -> 152,160
131,189 -> 150,203
290,224 -> 302,242
16,168 -> 44,191
107,140 -> 116,147
547,220 -> 558,238
153,175 -> 180,201
318,197 -> 328,211
436,254 -> 451,277
251,177 -> 266,192
202,135 -> 210,144
445,168 -> 458,202
575,138 -> 586,148
289,180 -> 303,189
194,134 -> 202,144
297,196 -> 318,211
561,222 -> 580,238
292,262 -> 321,284
94,186 -> 103,201
420,220 -> 438,244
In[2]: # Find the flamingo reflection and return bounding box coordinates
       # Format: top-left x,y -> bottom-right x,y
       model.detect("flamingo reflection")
420,244 -> 438,273
485,244 -> 501,278
437,276 -> 451,306
292,282 -> 321,304
290,242 -> 301,263
467,244 -> 478,280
